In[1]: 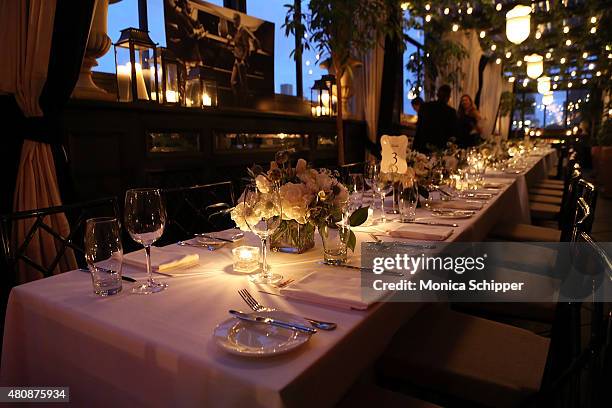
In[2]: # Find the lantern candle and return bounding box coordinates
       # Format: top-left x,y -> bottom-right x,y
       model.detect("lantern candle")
117,63 -> 132,102
166,90 -> 178,103
232,246 -> 260,273
134,63 -> 150,100
203,92 -> 213,106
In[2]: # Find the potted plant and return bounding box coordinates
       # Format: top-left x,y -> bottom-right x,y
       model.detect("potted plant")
285,0 -> 403,164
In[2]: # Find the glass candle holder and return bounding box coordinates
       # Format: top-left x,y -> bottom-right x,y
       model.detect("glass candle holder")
232,246 -> 260,273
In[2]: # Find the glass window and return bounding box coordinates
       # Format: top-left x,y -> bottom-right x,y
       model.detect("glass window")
248,0 -> 297,95
402,13 -> 424,116
511,91 -> 571,130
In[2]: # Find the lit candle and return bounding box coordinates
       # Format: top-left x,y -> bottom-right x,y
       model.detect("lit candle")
117,63 -> 132,102
134,63 -> 149,100
166,90 -> 178,103
232,246 -> 260,273
203,92 -> 212,106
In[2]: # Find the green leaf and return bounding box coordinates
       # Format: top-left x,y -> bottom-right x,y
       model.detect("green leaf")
417,185 -> 429,199
349,206 -> 369,227
347,230 -> 357,252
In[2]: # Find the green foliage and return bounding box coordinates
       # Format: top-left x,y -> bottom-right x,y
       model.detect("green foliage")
348,206 -> 369,227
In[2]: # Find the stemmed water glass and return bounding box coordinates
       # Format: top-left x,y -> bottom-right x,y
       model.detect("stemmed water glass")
372,170 -> 393,223
124,188 -> 168,294
243,183 -> 283,284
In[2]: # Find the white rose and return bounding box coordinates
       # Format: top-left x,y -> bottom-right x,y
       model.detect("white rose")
230,203 -> 259,231
295,158 -> 308,176
280,183 -> 311,224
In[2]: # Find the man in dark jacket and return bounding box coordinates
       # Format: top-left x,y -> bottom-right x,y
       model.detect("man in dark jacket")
413,85 -> 457,152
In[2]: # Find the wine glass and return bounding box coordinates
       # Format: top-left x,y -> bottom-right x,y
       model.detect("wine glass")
347,173 -> 365,213
124,188 -> 167,294
372,171 -> 393,223
243,183 -> 283,284
364,161 -> 379,201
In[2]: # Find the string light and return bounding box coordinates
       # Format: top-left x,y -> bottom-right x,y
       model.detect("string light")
554,75 -> 560,81
425,3 -> 430,11
553,83 -> 558,89
563,26 -> 569,34
479,31 -> 486,38
491,44 -> 497,51
444,7 -> 450,15
522,78 -> 529,87
560,57 -> 566,64
565,39 -> 572,46
567,81 -> 573,88
545,52 -> 552,59
535,31 -> 542,39
517,60 -> 523,66
596,71 -> 602,77
506,51 -> 512,58
496,3 -> 502,11
590,27 -> 597,34
452,24 -> 459,32
495,58 -> 501,64
590,16 -> 597,24
508,76 -> 515,83
571,70 -> 576,77
401,2 -> 409,11
425,14 -> 431,22
582,79 -> 587,85
582,52 -> 588,59
467,7 -> 473,15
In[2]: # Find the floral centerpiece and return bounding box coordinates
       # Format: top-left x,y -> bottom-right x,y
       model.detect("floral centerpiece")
231,150 -> 368,254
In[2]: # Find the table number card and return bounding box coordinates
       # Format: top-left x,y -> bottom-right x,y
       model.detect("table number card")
381,135 -> 408,174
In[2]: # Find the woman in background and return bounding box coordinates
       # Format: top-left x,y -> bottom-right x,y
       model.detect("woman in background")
457,94 -> 482,148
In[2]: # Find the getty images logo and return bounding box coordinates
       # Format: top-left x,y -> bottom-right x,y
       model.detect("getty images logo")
371,253 -> 488,275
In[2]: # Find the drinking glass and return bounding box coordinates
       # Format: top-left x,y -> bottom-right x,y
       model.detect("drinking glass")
243,183 -> 283,284
399,180 -> 419,222
320,222 -> 350,265
85,217 -> 123,296
124,188 -> 167,294
347,173 -> 365,215
364,161 -> 379,201
372,171 -> 393,223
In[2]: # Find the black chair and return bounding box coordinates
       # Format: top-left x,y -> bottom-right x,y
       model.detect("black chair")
0,197 -> 120,284
159,181 -> 236,245
378,201 -> 611,408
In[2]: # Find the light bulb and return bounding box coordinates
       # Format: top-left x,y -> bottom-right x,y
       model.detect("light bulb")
563,26 -> 569,34
571,71 -> 576,77
479,31 -> 486,38
545,52 -> 552,59
554,75 -> 559,81
508,76 -> 515,83
425,3 -> 431,11
582,79 -> 587,85
467,7 -> 473,14
506,5 -> 531,45
496,3 -> 502,11
596,71 -> 601,77
582,52 -> 588,59
495,58 -> 501,64
590,27 -> 597,34
553,83 -> 558,89
425,14 -> 431,22
591,16 -> 597,24
452,24 -> 459,32
535,31 -> 542,39
444,8 -> 449,15
506,51 -> 512,58
491,44 -> 497,51
517,60 -> 522,67
568,82 -> 573,88
565,39 -> 571,46
560,57 -> 566,64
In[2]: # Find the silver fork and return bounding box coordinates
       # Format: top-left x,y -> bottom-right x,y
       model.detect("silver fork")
238,289 -> 337,331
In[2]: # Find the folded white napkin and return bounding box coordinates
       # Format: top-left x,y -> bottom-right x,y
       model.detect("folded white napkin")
429,200 -> 483,210
387,225 -> 453,241
280,271 -> 387,310
124,246 -> 200,273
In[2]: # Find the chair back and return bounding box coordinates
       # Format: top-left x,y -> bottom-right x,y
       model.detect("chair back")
159,181 -> 235,245
0,197 -> 120,285
339,162 -> 365,184
559,176 -> 596,242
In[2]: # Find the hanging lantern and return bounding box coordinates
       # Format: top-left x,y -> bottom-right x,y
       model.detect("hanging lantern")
525,54 -> 543,79
114,27 -> 159,103
506,5 -> 531,45
310,75 -> 337,117
155,47 -> 185,106
537,76 -> 551,94
184,66 -> 218,108
542,91 -> 554,106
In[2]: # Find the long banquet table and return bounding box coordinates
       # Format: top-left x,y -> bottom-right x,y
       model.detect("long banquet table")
1,149 -> 558,407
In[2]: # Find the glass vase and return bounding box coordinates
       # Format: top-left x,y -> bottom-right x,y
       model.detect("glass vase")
270,220 -> 315,254
319,223 -> 350,265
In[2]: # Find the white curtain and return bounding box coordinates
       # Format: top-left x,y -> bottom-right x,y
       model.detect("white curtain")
499,81 -> 513,140
479,60 -> 503,141
1,0 -> 77,282
437,29 -> 483,110
357,38 -> 385,155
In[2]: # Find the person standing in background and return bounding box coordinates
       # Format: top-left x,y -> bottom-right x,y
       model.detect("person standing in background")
414,85 -> 457,152
411,96 -> 423,114
456,94 -> 483,148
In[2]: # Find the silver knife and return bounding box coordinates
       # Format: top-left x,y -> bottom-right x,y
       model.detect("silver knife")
405,221 -> 459,227
229,310 -> 317,334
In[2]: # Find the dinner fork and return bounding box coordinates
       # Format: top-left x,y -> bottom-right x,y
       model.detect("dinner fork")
238,289 -> 337,331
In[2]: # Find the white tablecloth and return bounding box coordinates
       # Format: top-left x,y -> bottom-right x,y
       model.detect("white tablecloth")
0,151 -> 557,407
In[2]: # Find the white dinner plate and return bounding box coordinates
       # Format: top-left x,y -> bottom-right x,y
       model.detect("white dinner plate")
430,210 -> 474,219
213,311 -> 312,356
